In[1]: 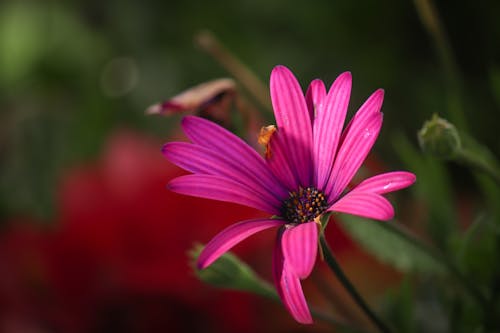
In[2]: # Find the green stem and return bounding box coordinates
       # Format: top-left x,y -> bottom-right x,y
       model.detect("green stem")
455,147 -> 500,186
413,0 -> 467,131
319,233 -> 394,333
377,222 -> 489,308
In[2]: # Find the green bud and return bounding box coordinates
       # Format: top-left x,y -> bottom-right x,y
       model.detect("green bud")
189,244 -> 277,300
418,114 -> 461,159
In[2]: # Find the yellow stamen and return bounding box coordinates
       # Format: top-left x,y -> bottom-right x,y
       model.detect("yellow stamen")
258,125 -> 276,159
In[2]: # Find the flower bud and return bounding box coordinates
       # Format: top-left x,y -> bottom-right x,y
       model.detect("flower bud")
418,114 -> 461,159
189,244 -> 276,299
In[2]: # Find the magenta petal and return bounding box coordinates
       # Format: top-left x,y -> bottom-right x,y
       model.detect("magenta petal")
339,89 -> 384,146
270,65 -> 313,186
351,88 -> 384,119
313,72 -> 352,189
273,231 -> 313,324
305,79 -> 326,123
181,116 -> 288,198
163,142 -> 282,206
272,229 -> 286,300
198,218 -> 285,269
279,263 -> 313,324
325,112 -> 383,201
267,131 -> 300,190
282,222 -> 318,279
168,174 -> 280,214
351,171 -> 416,195
328,192 -> 394,221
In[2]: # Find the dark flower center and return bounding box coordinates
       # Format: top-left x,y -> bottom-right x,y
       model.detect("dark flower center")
281,187 -> 328,224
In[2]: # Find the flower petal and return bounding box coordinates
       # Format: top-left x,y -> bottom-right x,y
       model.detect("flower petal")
168,174 -> 280,214
273,230 -> 313,324
328,192 -> 394,221
279,263 -> 313,324
305,79 -> 326,123
282,222 -> 318,279
313,72 -> 352,190
267,131 -> 300,191
145,78 -> 236,115
198,218 -> 286,269
181,116 -> 288,198
270,65 -> 313,186
350,171 -> 416,195
163,142 -> 282,206
339,89 -> 384,146
325,111 -> 383,202
273,229 -> 286,300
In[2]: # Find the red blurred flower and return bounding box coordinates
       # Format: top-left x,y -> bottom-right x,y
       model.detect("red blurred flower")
1,130 -> 272,333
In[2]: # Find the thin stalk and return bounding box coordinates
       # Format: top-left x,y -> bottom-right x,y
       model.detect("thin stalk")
413,0 -> 467,131
377,221 -> 488,308
319,233 -> 394,333
194,30 -> 272,112
455,148 -> 500,186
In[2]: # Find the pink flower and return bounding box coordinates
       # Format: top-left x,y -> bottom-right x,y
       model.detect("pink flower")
163,65 -> 416,324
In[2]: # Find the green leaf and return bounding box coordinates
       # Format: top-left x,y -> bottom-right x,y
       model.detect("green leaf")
382,277 -> 416,333
449,213 -> 499,286
338,215 -> 445,275
475,173 -> 500,227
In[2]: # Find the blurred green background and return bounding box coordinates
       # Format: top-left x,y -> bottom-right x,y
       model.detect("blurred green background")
1,1 -> 500,332
1,0 -> 499,220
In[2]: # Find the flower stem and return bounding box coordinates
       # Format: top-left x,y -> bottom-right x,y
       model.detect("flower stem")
413,0 -> 466,131
455,142 -> 500,186
319,233 -> 394,333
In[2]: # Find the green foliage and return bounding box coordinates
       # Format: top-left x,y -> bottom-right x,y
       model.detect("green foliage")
0,2 -> 47,85
382,278 -> 416,333
1,0 -> 500,331
450,214 -> 499,288
338,215 -> 444,275
394,133 -> 456,250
